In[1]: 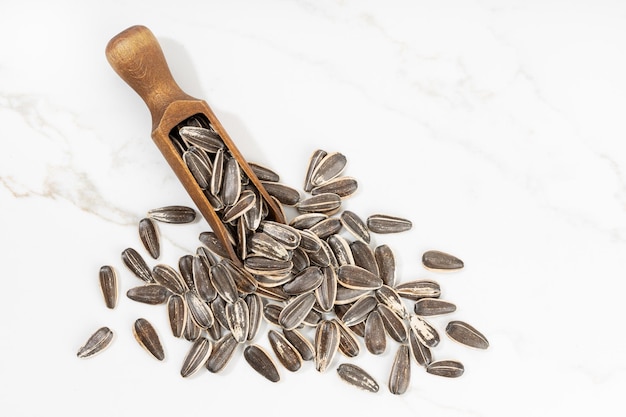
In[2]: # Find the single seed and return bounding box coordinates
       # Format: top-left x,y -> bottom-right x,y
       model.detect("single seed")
178,255 -> 195,291
247,232 -> 290,261
308,217 -> 342,240
199,231 -> 231,259
311,151 -> 347,186
185,290 -> 215,329
211,262 -> 239,304
283,329 -> 315,361
77,327 -> 114,358
211,296 -> 230,330
364,310 -> 386,355
245,293 -> 263,341
184,310 -> 202,342
138,218 -> 160,259
340,210 -> 370,243
335,286 -> 372,305
121,248 -> 153,283
289,213 -> 328,230
249,162 -> 280,182
366,214 -> 412,234
315,320 -> 340,373
315,266 -> 337,312
422,250 -> 464,271
152,264 -> 187,295
388,344 -> 411,395
296,193 -> 342,214
333,318 -> 361,358
268,329 -> 302,372
221,156 -> 241,207
282,266 -> 324,295
395,280 -> 441,301
337,265 -> 383,291
414,298 -> 457,316
148,205 -> 197,224
408,326 -> 432,367
222,189 -> 256,223
99,265 -> 117,309
210,147 -> 224,196
263,303 -> 283,326
132,318 -> 165,361
374,244 -> 396,287
375,285 -> 407,319
303,149 -> 327,192
262,181 -> 300,206
341,295 -> 378,327
183,146 -> 213,189
426,360 -> 465,378
206,333 -> 238,373
377,304 -> 408,343
126,284 -> 172,305
350,240 -> 379,277
445,320 -> 489,349
408,314 -> 440,348
311,176 -> 358,198
179,125 -> 224,153
180,337 -> 212,378
167,294 -> 187,338
278,293 -> 316,330
226,297 -> 250,343
244,344 -> 280,382
260,221 -> 301,250
337,363 -> 379,393
193,255 -> 217,302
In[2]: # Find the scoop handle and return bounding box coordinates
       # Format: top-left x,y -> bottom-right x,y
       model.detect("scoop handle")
105,25 -> 194,130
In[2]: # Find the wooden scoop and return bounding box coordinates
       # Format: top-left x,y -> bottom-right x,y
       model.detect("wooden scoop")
106,25 -> 285,264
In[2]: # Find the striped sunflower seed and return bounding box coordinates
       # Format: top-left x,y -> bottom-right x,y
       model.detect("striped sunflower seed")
222,189 -> 256,223
303,149 -> 327,192
268,329 -> 302,372
211,262 -> 239,304
180,337 -> 212,378
295,193 -> 342,214
210,147 -> 224,197
211,296 -> 230,330
422,250 -> 464,271
337,363 -> 379,393
192,256 -> 217,303
249,162 -> 280,182
289,213 -> 328,230
278,292 -> 316,330
263,303 -> 283,326
340,295 -> 378,327
408,326 -> 432,367
350,240 -> 380,277
414,298 -> 457,316
262,181 -> 300,206
333,318 -> 360,358
178,254 -> 195,291
247,232 -> 290,261
366,214 -> 412,234
308,217 -> 342,240
179,126 -> 224,153
388,344 -> 411,395
374,244 -> 395,287
245,293 -> 263,341
445,320 -> 489,349
226,297 -> 250,343
335,286 -> 371,305
99,265 -> 117,309
426,360 -> 464,378
184,310 -> 202,342
260,221 -> 301,250
311,176 -> 358,198
282,266 -> 324,295
315,320 -> 340,373
327,234 -> 354,266
337,265 -> 383,291
152,264 -> 188,295
221,156 -> 241,207
121,247 -> 153,283
148,205 -> 196,224
183,146 -> 213,189
167,294 -> 187,338
138,218 -> 160,259
77,327 -> 114,358
315,266 -> 337,312
375,285 -> 407,319
408,314 -> 440,348
126,284 -> 172,305
377,304 -> 408,343
395,280 -> 441,301
340,210 -> 370,243
198,231 -> 231,259
185,290 -> 215,329
283,329 -> 315,362
132,318 -> 165,361
244,344 -> 280,382
206,333 -> 238,373
311,151 -> 347,187
364,310 -> 386,355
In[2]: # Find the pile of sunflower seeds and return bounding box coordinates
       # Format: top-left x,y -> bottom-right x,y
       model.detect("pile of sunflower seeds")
78,117 -> 488,395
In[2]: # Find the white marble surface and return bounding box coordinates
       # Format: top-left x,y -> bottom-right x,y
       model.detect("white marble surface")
2,1 -> 626,415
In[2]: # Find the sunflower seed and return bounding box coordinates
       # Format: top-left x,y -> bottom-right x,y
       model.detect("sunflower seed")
350,240 -> 379,277
445,320 -> 489,349
308,217 -> 342,240
408,326 -> 432,367
244,256 -> 293,277
207,321 -> 222,341
334,304 -> 365,337
198,231 -> 231,259
364,310 -> 386,355
152,264 -> 187,294
184,310 -> 202,342
278,292 -> 316,330
315,320 -> 340,373
197,246 -> 219,267
167,294 -> 187,338
289,213 -> 328,230
327,234 -> 354,266
395,280 -> 441,301
290,247 -> 310,273
426,360 -> 464,378
298,229 -> 323,253
388,344 -> 410,395
260,221 -> 301,250
183,146 -> 213,189
256,285 -> 289,302
180,337 -> 212,377
282,266 -> 324,295
377,304 -> 407,343
315,266 -> 337,312
126,284 -> 172,305
211,296 -> 229,330
340,210 -> 370,243
211,262 -> 239,304
247,232 -> 290,261
226,298 -> 250,343
304,149 -> 327,192
138,218 -> 160,259
132,318 -> 164,361
408,314 -> 440,348
268,329 -> 302,372
374,244 -> 395,287
311,176 -> 358,198
422,250 -> 464,271
222,189 -> 256,223
244,344 -> 280,382
332,318 -> 360,358
209,147 -> 224,196
335,286 -> 371,305
283,329 -> 315,361
245,293 -> 263,341
99,265 -> 117,309
77,327 -> 114,358
249,162 -> 280,182
223,258 -> 258,295
206,333 -> 238,373
311,152 -> 347,186
263,303 -> 283,326
178,255 -> 195,291
244,188 -> 264,230
262,181 -> 300,206
337,364 -> 379,393
192,256 -> 216,302
179,126 -> 224,153
366,214 -> 412,234
414,298 -> 457,316
221,156 -> 241,207
375,285 -> 407,319
148,205 -> 197,224
121,248 -> 153,283
337,265 -> 383,291
341,295 -> 378,327
296,193 -> 342,214
185,291 -> 215,329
